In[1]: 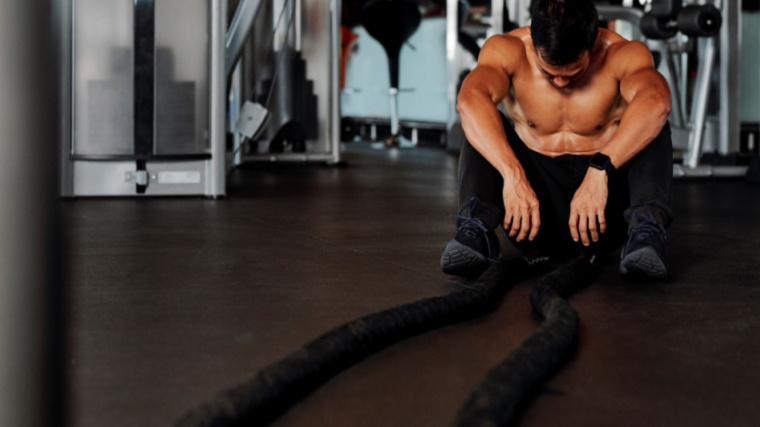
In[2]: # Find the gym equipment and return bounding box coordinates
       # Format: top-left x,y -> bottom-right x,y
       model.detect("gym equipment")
445,0 -> 521,152
456,254 -> 600,426
253,1 -> 319,155
641,0 -> 744,177
226,0 -> 265,81
175,253 -> 604,427
360,0 -> 422,147
640,3 -> 721,39
343,1 -> 513,150
58,0 -> 226,197
341,17 -> 451,145
175,256 -> 546,426
676,5 -> 722,37
640,13 -> 679,40
651,0 -> 682,17
57,0 -> 342,196
604,1 -> 744,177
228,0 -> 341,164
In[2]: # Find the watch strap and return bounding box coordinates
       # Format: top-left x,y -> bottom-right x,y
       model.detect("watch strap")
589,153 -> 615,175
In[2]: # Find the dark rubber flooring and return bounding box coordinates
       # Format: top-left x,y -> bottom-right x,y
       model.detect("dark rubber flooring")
65,144 -> 760,427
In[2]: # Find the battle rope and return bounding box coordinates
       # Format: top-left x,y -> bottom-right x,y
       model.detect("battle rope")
175,257 -> 547,427
455,254 -> 601,427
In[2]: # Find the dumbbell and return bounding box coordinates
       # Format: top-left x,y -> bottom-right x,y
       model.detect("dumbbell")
640,13 -> 678,40
640,4 -> 722,40
677,4 -> 722,37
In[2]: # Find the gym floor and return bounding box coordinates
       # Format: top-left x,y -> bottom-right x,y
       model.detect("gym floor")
64,143 -> 760,427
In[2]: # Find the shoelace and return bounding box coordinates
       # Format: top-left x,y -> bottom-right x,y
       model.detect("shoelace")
626,202 -> 666,245
447,197 -> 489,239
448,214 -> 489,239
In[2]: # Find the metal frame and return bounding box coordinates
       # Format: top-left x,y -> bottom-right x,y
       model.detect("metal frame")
677,0 -> 746,177
507,0 -> 531,27
492,0 -> 504,35
683,35 -> 716,169
446,0 -> 460,134
597,5 -> 644,40
719,0 -> 740,156
209,0 -> 227,195
446,0 -> 521,145
597,1 -> 746,178
226,0 -> 265,79
234,0 -> 341,164
60,0 -> 228,197
57,0 -> 74,196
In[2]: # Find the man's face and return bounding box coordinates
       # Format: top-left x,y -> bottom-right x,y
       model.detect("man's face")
534,50 -> 591,89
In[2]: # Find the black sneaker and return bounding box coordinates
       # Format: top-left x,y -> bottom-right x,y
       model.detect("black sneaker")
619,205 -> 667,278
441,198 -> 502,278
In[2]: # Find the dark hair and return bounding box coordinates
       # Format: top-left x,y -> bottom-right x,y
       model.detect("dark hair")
530,0 -> 599,66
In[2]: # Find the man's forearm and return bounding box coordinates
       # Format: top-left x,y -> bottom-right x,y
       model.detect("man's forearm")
600,92 -> 671,168
458,93 -> 524,182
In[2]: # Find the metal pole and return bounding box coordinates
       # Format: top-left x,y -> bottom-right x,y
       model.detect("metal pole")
330,0 -> 341,163
685,36 -> 716,169
685,0 -> 723,169
719,0 -> 740,155
663,43 -> 685,128
295,0 -> 302,52
596,5 -> 644,40
446,0 -> 459,131
492,0 -> 504,36
390,88 -> 400,136
0,1 -> 65,427
225,0 -> 265,79
515,0 -> 531,27
56,0 -> 74,197
210,0 -> 227,197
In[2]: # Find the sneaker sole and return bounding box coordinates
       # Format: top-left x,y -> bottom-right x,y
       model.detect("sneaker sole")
441,240 -> 497,278
620,246 -> 667,278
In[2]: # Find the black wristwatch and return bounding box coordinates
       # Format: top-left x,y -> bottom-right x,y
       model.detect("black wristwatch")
588,153 -> 616,176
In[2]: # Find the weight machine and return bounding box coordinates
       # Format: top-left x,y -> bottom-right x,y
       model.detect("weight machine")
57,0 -> 228,197
228,0 -> 342,165
56,0 -> 342,197
636,0 -> 746,178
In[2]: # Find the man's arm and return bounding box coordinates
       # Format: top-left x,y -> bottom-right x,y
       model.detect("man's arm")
600,41 -> 672,168
569,41 -> 672,246
457,35 -> 540,242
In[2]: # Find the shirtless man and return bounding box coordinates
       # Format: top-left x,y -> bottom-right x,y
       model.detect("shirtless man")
441,0 -> 674,278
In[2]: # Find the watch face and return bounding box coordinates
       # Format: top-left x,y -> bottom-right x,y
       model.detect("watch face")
589,153 -> 613,173
590,153 -> 607,168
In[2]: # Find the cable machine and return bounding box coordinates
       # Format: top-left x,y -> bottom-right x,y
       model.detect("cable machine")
228,0 -> 341,165
57,0 -> 341,197
58,0 -> 227,197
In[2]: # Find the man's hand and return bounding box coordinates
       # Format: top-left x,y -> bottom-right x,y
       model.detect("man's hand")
569,168 -> 609,246
503,171 -> 541,242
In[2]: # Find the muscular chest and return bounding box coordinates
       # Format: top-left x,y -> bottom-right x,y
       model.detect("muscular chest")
506,72 -> 624,135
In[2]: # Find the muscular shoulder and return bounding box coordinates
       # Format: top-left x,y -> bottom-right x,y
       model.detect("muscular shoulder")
606,38 -> 656,80
477,31 -> 527,76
